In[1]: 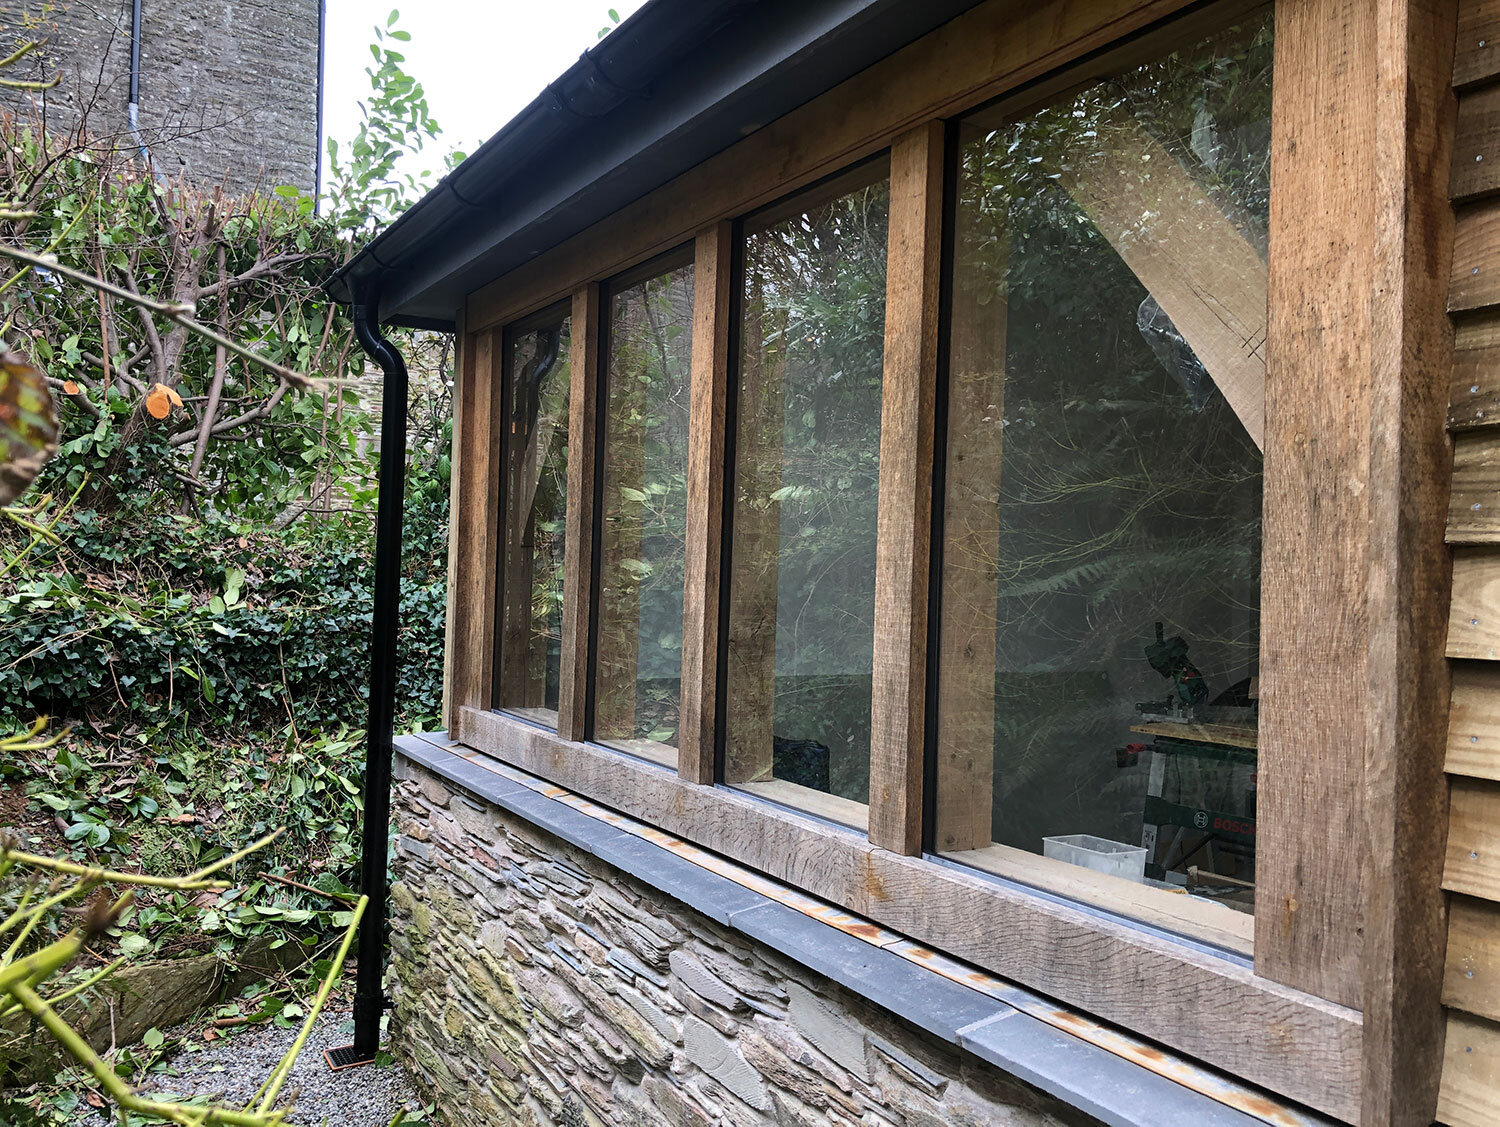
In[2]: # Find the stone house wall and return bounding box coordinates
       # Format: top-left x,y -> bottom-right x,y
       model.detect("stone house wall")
390,757 -> 1102,1127
0,0 -> 320,193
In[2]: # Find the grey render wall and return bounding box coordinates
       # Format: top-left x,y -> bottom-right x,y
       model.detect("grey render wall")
0,0 -> 320,193
390,756 -> 1102,1127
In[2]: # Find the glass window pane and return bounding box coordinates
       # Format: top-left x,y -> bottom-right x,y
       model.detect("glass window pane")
595,260 -> 696,766
725,162 -> 890,827
497,311 -> 572,727
936,11 -> 1271,943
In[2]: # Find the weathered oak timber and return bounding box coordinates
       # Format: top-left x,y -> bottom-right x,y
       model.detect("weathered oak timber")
1357,3 -> 1458,1124
1450,311 -> 1500,430
1440,1011 -> 1500,1126
868,122 -> 943,856
1455,82 -> 1500,201
1444,776 -> 1500,899
1450,432 -> 1500,542
1455,0 -> 1500,89
1261,0 -> 1374,1010
1449,548 -> 1500,659
1449,662 -> 1500,780
678,224 -> 733,785
557,285 -> 601,742
1444,894 -> 1500,1022
443,324 -> 502,726
1451,200 -> 1500,312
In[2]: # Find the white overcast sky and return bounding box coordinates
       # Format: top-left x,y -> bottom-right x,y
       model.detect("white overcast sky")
321,0 -> 649,193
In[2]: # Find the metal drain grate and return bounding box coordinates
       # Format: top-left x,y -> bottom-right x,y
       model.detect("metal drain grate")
323,1045 -> 376,1071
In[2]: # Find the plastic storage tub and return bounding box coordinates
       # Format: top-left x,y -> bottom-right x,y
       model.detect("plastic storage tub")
1042,834 -> 1148,883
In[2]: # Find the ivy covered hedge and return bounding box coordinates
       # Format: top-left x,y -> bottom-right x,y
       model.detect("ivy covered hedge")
0,451 -> 449,737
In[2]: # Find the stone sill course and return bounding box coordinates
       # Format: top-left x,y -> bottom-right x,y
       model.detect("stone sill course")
388,732 -> 1325,1127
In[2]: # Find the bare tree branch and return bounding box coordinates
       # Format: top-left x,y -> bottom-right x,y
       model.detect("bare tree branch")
0,244 -> 318,389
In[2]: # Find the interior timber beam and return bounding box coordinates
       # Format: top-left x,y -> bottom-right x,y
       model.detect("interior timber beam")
1054,111 -> 1267,450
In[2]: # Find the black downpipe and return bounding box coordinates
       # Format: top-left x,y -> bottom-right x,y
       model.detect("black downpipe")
350,297 -> 408,1061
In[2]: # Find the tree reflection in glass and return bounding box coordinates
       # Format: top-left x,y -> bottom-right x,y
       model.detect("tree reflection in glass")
497,310 -> 572,727
726,161 -> 890,827
936,10 -> 1271,942
595,259 -> 695,766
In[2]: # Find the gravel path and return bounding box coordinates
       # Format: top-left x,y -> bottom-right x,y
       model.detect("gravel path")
76,1008 -> 427,1126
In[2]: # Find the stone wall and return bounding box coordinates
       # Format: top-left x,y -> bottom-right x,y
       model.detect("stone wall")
0,0 -> 319,193
390,757 -> 1101,1127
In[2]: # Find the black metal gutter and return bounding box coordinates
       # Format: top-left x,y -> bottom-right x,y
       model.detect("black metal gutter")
342,294 -> 409,1063
325,0 -> 987,327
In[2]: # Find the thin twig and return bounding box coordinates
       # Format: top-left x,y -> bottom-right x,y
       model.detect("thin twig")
255,871 -> 357,905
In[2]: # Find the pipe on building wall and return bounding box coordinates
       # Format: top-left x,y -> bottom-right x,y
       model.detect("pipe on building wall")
127,0 -> 163,182
315,0 -> 326,206
349,296 -> 409,1060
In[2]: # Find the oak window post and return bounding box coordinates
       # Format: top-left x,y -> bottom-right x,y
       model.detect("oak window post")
557,284 -> 602,742
869,122 -> 945,854
679,224 -> 734,784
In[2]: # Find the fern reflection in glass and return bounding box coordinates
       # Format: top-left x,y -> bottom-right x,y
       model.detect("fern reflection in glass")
934,11 -> 1271,946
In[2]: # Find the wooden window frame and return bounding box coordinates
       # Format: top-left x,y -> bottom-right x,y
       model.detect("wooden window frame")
438,0 -> 1458,1119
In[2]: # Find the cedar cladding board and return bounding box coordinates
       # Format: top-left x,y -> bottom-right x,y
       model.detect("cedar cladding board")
1442,3 -> 1500,1124
0,0 -> 319,194
388,758 -> 1104,1127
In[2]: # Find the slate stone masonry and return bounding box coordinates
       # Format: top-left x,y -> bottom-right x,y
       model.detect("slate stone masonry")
390,757 -> 1100,1127
0,0 -> 319,193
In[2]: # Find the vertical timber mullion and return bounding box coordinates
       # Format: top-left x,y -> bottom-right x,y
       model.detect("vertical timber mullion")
444,319 -> 502,743
869,121 -> 945,855
679,223 -> 734,785
558,284 -> 602,742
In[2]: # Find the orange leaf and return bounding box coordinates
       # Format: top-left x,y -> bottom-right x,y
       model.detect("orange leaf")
145,383 -> 173,419
62,380 -> 79,395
